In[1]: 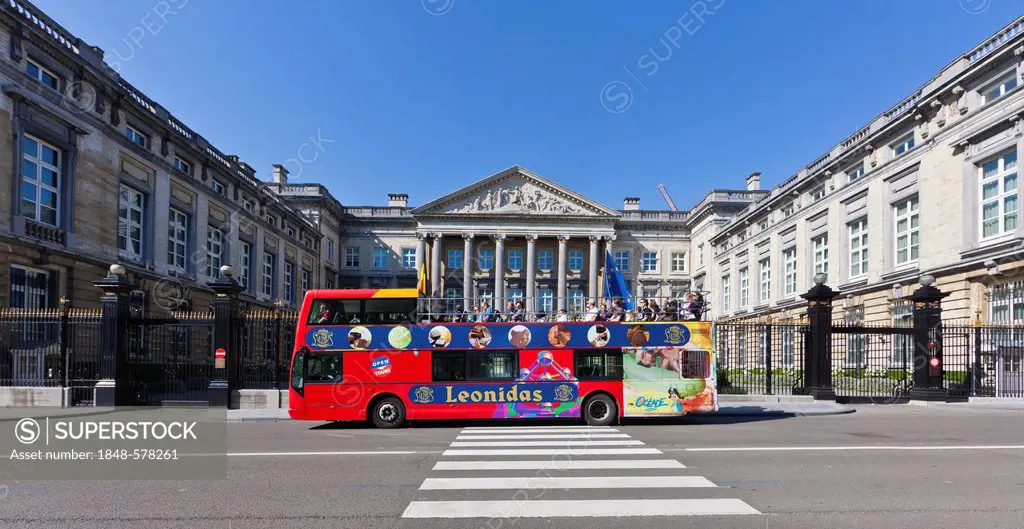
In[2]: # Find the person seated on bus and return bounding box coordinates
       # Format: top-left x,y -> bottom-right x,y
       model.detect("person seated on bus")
479,302 -> 496,322
510,301 -> 526,322
683,292 -> 704,321
658,300 -> 678,321
648,300 -> 662,321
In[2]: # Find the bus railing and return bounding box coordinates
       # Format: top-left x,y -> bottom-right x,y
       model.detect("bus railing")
413,295 -> 710,323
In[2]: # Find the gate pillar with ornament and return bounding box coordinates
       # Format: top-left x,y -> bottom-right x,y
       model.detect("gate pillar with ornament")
800,273 -> 839,400
209,266 -> 244,408
93,264 -> 137,406
909,275 -> 949,402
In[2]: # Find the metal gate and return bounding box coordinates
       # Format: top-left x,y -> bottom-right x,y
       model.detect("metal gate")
831,323 -> 914,403
126,312 -> 215,405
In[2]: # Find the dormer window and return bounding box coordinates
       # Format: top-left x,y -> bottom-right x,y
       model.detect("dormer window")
26,59 -> 59,91
173,157 -> 192,175
891,133 -> 914,158
847,163 -> 865,182
125,125 -> 148,148
981,72 -> 1018,105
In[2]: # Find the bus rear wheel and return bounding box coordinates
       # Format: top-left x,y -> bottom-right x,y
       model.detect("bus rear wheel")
371,397 -> 406,429
583,394 -> 617,426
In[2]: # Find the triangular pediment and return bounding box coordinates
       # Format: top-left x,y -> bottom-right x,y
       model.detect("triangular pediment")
411,167 -> 620,218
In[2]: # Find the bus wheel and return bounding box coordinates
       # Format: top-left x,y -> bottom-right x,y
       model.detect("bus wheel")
371,397 -> 406,429
583,394 -> 617,426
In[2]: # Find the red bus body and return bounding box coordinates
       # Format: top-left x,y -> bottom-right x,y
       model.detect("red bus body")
288,289 -> 718,424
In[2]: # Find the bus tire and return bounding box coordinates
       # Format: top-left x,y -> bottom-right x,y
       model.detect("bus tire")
583,394 -> 617,426
371,397 -> 406,429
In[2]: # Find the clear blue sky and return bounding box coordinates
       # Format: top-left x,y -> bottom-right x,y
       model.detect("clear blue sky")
34,0 -> 1024,210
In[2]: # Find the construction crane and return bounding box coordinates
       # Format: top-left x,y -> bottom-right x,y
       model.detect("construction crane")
657,183 -> 679,211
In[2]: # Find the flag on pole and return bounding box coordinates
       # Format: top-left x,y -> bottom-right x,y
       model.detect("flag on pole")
417,262 -> 428,295
603,250 -> 635,310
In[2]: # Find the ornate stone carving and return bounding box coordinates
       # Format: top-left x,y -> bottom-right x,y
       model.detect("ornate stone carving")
446,179 -> 589,215
462,232 -> 474,240
952,85 -> 967,116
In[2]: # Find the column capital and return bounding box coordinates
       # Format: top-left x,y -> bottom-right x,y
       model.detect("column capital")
492,233 -> 507,242
417,232 -> 428,241
525,233 -> 538,242
462,232 -> 475,240
604,234 -> 617,242
557,234 -> 571,243
431,232 -> 444,240
589,235 -> 602,244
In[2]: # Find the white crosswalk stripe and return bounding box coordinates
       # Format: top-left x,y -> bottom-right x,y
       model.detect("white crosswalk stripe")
433,459 -> 687,470
419,475 -> 717,490
402,425 -> 761,518
449,439 -> 645,447
456,433 -> 631,440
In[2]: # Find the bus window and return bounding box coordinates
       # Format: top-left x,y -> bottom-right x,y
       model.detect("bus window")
433,351 -> 466,382
467,351 -> 516,381
291,347 -> 307,394
364,298 -> 416,324
575,350 -> 624,380
308,299 -> 361,325
306,354 -> 343,383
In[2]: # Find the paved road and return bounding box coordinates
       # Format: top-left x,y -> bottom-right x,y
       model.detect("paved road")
3,405 -> 1024,528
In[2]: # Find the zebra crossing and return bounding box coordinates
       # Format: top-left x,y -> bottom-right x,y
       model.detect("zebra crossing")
402,425 -> 761,519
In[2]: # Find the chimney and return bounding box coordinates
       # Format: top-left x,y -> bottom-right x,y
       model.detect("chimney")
623,197 -> 640,211
746,172 -> 761,191
388,193 -> 409,208
272,164 -> 289,185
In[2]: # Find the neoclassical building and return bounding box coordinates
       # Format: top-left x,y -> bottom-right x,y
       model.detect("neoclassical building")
327,166 -> 749,315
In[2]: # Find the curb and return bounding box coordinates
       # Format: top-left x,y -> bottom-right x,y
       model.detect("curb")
715,406 -> 856,417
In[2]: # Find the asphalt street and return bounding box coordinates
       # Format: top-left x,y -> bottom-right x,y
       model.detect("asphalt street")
2,404 -> 1023,529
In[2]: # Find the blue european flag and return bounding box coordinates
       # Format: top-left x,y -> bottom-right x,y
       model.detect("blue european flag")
603,250 -> 635,310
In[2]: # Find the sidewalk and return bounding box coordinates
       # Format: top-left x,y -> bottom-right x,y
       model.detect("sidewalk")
908,398 -> 1024,412
225,400 -> 855,422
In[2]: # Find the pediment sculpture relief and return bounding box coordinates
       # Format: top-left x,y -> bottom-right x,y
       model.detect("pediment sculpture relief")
445,181 -> 589,215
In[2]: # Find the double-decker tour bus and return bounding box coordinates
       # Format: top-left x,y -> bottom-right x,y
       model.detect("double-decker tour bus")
288,288 -> 718,428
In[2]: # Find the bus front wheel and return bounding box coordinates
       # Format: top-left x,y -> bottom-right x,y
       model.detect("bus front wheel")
583,394 -> 617,426
371,397 -> 406,429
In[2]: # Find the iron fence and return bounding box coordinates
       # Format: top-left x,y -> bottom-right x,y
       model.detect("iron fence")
943,324 -> 1024,398
0,308 -> 102,402
239,310 -> 298,389
126,312 -> 215,405
830,321 -> 914,401
714,322 -> 807,395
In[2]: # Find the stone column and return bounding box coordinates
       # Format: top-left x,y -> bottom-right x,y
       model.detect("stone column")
556,235 -> 569,312
525,234 -> 537,313
602,235 -> 616,298
415,234 -> 427,275
588,236 -> 600,303
430,233 -> 442,299
493,234 -> 506,313
462,232 -> 474,311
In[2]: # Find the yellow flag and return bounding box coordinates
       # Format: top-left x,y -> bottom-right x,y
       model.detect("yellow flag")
417,262 -> 427,295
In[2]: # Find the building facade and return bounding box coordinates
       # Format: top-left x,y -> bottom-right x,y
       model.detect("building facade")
708,16 -> 1024,330
332,166 -> 715,315
4,0 -> 1024,342
0,1 -> 321,313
